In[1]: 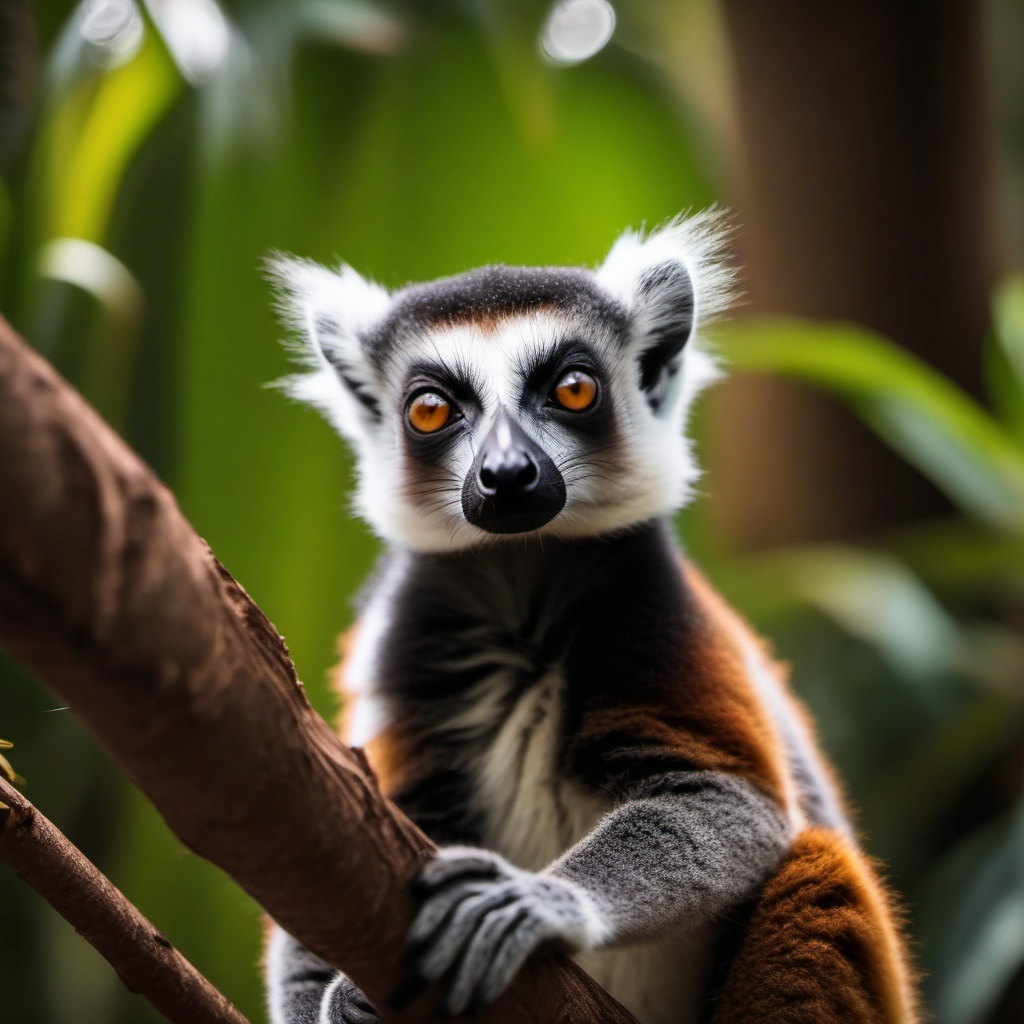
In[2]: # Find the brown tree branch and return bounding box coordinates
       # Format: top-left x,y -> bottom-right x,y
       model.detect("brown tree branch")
0,316 -> 636,1024
0,777 -> 250,1024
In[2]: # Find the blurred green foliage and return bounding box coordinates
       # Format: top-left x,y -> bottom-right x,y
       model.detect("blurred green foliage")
0,2 -> 1021,1023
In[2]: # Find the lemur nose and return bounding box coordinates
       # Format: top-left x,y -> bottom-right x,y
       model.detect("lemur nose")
477,449 -> 539,495
476,413 -> 542,497
463,410 -> 566,533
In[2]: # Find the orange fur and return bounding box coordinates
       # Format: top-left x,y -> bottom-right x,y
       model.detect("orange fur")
333,625 -> 414,797
710,827 -> 917,1023
577,565 -> 790,807
685,565 -> 853,825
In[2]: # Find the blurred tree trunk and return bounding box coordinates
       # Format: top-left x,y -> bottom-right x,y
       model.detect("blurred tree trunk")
0,0 -> 36,166
714,0 -> 1004,547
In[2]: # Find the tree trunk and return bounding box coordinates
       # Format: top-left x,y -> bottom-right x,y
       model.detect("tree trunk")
714,0 -> 1003,547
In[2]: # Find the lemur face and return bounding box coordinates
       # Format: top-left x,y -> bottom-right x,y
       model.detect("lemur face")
274,213 -> 732,552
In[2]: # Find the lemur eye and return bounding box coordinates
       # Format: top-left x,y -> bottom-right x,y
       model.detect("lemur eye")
408,392 -> 453,433
552,370 -> 597,412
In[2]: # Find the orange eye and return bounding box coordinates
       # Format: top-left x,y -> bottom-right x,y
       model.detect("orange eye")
552,370 -> 597,412
408,392 -> 453,433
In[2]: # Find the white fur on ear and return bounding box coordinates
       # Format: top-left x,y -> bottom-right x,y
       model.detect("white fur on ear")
596,209 -> 734,322
268,255 -> 392,443
595,210 -> 735,418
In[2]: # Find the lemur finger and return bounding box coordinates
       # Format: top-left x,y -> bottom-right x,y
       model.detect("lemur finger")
414,849 -> 503,896
465,907 -> 541,1013
441,905 -> 544,1017
407,880 -> 492,951
412,886 -> 520,983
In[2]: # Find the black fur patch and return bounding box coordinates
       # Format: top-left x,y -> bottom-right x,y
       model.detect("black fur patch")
367,522 -> 702,842
366,266 -> 628,364
635,261 -> 695,409
313,312 -> 382,419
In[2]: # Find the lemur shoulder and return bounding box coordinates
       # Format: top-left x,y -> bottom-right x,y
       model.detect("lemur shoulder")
265,213 -> 918,1024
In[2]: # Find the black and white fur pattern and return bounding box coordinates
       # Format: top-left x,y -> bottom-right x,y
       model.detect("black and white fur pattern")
271,214 -> 729,552
265,214 -> 850,1024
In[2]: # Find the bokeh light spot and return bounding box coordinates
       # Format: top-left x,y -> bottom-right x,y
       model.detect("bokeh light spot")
540,0 -> 616,67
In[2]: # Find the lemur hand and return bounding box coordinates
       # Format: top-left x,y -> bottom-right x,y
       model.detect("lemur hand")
403,847 -> 608,1016
320,975 -> 383,1024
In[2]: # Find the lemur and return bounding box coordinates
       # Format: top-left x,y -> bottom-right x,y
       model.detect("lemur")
264,213 -> 917,1024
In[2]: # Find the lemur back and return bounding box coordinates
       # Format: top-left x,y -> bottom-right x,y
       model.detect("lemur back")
265,213 -> 917,1024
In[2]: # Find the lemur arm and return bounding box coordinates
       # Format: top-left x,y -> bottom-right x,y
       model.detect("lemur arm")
406,770 -> 791,1016
551,771 -> 791,939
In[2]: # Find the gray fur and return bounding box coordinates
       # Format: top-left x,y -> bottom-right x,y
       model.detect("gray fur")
401,773 -> 790,1015
265,930 -> 356,1024
552,773 -> 792,940
266,929 -> 382,1024
268,776 -> 789,1022
320,975 -> 383,1024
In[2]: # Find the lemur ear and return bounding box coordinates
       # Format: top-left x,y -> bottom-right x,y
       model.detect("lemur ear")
269,255 -> 391,440
596,212 -> 733,413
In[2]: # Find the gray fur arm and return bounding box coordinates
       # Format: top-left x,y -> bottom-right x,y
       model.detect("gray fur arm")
266,926 -> 382,1024
549,771 -> 792,943
406,771 -> 791,1014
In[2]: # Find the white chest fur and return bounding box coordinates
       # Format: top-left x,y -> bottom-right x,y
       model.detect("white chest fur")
575,929 -> 714,1024
464,666 -> 609,872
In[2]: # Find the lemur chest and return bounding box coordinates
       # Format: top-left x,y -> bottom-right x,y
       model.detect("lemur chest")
346,616 -> 609,868
462,666 -> 610,871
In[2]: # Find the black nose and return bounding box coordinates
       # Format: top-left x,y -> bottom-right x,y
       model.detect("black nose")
477,447 -> 539,496
462,412 -> 566,534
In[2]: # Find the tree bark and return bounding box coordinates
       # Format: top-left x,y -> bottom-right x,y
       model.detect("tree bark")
0,778 -> 250,1024
714,0 -> 1003,547
0,315 -> 636,1024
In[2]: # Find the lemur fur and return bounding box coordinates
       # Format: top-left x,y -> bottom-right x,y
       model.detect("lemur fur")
264,212 -> 917,1024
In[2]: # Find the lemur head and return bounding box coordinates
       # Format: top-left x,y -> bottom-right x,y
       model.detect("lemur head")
273,212 -> 733,552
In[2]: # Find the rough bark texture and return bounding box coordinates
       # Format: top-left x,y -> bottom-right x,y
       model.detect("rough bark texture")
714,0 -> 1003,547
0,316 -> 637,1024
0,778 -> 250,1024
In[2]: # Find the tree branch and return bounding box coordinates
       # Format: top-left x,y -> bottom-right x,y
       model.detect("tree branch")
0,316 -> 636,1024
0,777 -> 250,1024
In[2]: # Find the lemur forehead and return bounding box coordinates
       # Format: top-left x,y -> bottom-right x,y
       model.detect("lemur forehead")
366,265 -> 628,361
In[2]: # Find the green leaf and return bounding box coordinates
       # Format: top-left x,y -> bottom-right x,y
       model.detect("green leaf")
993,276 -> 1024,390
716,318 -> 1024,535
886,518 -> 1024,595
989,275 -> 1024,442
736,545 -> 963,683
34,30 -> 182,245
919,797 -> 1024,1024
296,0 -> 408,54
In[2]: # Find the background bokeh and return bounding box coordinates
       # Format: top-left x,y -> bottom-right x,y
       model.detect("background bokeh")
2,2 -> 1023,1022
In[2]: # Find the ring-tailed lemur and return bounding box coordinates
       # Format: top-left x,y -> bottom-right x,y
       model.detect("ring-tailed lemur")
264,213 -> 917,1024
